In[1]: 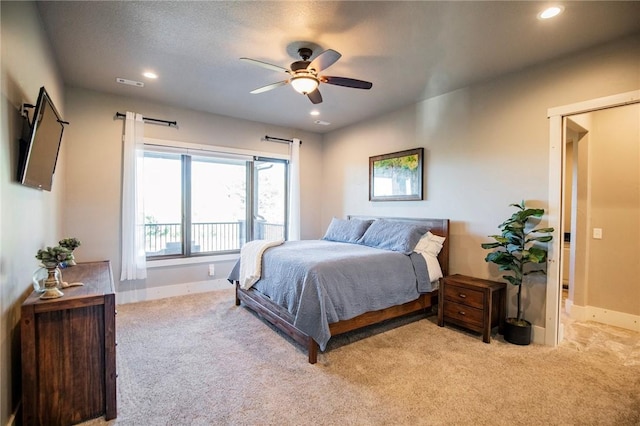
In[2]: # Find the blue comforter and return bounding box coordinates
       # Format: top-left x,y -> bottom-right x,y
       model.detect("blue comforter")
229,240 -> 433,351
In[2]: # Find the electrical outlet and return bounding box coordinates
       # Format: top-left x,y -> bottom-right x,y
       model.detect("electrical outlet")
208,264 -> 215,276
593,228 -> 603,239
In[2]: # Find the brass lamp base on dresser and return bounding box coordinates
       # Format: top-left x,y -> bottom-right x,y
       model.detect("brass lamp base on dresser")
438,274 -> 506,343
21,261 -> 117,425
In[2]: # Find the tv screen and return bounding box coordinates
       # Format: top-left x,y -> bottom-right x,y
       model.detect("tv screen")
18,87 -> 66,191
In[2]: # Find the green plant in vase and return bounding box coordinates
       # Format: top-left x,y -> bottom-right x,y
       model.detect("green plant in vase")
36,246 -> 73,266
481,201 -> 554,345
35,246 -> 73,299
59,237 -> 81,266
34,238 -> 81,298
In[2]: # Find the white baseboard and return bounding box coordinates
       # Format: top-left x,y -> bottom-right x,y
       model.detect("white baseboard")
565,298 -> 574,314
116,278 -> 233,305
567,300 -> 640,332
531,324 -> 545,345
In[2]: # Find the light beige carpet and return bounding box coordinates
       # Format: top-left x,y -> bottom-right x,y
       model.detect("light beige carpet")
84,287 -> 640,425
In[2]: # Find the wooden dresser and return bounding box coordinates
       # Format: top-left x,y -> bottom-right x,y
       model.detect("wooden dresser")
21,261 -> 117,425
438,274 -> 506,343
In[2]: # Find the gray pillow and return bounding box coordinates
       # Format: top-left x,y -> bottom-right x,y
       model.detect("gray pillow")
323,218 -> 374,243
358,219 -> 428,254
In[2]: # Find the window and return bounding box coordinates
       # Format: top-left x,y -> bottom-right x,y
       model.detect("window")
253,158 -> 287,241
142,148 -> 287,259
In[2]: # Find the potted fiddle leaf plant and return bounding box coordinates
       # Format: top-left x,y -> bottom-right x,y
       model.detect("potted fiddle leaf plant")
481,201 -> 554,345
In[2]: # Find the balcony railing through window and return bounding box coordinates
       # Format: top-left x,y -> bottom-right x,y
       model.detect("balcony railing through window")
145,221 -> 284,256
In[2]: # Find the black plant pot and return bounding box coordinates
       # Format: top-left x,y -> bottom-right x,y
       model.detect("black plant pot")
503,318 -> 532,345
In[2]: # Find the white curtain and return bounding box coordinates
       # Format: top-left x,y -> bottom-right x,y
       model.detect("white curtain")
120,112 -> 147,280
288,138 -> 301,240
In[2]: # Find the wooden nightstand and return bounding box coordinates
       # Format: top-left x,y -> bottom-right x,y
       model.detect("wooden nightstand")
438,274 -> 506,343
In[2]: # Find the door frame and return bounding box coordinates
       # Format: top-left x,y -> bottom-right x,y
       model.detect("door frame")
545,90 -> 640,346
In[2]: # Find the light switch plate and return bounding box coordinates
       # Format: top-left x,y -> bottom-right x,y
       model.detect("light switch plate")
593,228 -> 603,239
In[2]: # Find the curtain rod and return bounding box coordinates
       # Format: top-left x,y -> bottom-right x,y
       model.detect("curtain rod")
264,135 -> 302,145
115,112 -> 177,127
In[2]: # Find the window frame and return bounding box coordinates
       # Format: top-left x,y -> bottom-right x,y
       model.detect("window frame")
249,156 -> 289,242
141,138 -> 290,261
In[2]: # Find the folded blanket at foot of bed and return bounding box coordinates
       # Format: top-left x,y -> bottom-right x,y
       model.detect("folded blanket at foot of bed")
238,239 -> 284,290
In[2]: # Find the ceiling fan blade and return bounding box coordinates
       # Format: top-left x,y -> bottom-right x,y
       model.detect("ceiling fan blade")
322,76 -> 373,90
240,57 -> 290,74
308,49 -> 341,73
250,80 -> 289,94
307,88 -> 323,104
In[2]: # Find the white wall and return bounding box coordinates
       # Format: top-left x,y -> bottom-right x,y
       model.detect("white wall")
62,87 -> 324,298
322,34 -> 640,329
0,2 -> 65,422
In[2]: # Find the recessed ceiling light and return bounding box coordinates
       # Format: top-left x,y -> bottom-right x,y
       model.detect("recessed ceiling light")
310,110 -> 320,116
538,5 -> 564,20
143,71 -> 158,79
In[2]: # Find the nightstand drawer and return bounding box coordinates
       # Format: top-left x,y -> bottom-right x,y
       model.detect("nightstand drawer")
443,284 -> 483,308
443,301 -> 484,328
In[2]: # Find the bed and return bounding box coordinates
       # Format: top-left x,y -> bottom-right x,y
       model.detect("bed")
228,216 -> 449,364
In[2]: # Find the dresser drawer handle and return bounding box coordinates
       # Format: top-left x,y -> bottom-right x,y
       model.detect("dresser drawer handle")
458,311 -> 466,316
458,293 -> 467,298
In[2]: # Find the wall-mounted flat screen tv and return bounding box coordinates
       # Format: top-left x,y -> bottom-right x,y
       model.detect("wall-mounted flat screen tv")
18,86 -> 66,191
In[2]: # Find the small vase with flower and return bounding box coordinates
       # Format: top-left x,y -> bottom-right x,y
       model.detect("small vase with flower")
58,237 -> 81,267
34,245 -> 72,299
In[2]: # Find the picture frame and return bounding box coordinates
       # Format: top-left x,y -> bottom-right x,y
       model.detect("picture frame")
369,148 -> 423,201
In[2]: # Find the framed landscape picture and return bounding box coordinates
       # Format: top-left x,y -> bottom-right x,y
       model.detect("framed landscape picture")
369,148 -> 423,201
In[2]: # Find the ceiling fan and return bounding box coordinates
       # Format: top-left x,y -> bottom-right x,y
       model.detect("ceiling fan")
240,47 -> 373,104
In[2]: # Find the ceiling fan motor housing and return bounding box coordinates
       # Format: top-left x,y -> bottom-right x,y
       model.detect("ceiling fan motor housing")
297,47 -> 313,61
291,61 -> 311,72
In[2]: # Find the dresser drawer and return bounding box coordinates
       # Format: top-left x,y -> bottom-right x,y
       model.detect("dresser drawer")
443,284 -> 484,308
443,301 -> 484,328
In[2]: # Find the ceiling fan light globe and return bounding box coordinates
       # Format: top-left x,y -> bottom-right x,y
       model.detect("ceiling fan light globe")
291,76 -> 319,95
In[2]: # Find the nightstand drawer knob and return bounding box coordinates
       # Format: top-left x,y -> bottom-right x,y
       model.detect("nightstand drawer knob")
458,311 -> 466,315
458,293 -> 467,298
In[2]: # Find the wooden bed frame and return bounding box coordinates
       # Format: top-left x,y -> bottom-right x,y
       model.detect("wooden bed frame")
234,217 -> 450,364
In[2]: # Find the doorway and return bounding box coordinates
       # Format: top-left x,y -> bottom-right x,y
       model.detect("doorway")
546,90 -> 640,346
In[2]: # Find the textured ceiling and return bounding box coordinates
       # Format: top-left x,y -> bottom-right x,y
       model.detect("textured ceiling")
36,1 -> 640,133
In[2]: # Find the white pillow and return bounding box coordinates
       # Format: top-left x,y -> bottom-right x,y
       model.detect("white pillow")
414,231 -> 445,282
414,231 -> 446,257
423,253 -> 444,282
